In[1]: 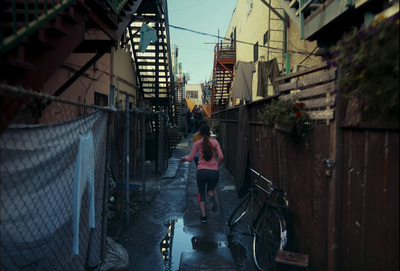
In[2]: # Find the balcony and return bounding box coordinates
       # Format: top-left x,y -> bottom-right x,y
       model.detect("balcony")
277,0 -> 395,44
211,41 -> 236,111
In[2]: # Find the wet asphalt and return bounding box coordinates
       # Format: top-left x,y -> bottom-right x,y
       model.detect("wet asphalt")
118,135 -> 258,271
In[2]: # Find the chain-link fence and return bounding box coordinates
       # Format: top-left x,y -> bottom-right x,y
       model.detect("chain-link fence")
0,84 -> 172,270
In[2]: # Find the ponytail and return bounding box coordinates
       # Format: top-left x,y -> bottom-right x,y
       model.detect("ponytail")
199,123 -> 213,161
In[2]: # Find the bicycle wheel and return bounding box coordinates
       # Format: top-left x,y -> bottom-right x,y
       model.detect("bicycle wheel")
252,203 -> 287,271
227,191 -> 256,227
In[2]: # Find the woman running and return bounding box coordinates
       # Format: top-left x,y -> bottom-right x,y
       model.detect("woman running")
180,123 -> 224,223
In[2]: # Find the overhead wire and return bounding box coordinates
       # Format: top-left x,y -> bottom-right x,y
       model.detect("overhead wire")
169,24 -> 319,56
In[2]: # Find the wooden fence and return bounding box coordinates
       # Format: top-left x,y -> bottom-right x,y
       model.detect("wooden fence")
209,62 -> 399,271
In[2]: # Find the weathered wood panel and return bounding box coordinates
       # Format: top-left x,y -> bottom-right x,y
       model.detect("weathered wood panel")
211,62 -> 399,271
233,106 -> 249,194
276,70 -> 336,93
275,62 -> 330,82
309,109 -> 335,120
280,82 -> 336,103
286,125 -> 330,269
339,128 -> 399,271
301,94 -> 336,108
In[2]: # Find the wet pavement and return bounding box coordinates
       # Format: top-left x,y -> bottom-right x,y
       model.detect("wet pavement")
117,135 -> 258,271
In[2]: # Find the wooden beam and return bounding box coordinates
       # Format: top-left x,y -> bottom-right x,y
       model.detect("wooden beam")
260,0 -> 290,27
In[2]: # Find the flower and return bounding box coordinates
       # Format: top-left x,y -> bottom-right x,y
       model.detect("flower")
329,14 -> 399,119
259,99 -> 312,142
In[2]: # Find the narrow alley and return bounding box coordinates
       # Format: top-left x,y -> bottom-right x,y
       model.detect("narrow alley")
118,135 -> 257,271
1,0 -> 398,270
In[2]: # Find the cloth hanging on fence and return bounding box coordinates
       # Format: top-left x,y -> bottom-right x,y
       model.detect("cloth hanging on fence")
231,61 -> 256,101
257,58 -> 280,97
0,110 -> 107,270
139,23 -> 158,53
72,130 -> 95,255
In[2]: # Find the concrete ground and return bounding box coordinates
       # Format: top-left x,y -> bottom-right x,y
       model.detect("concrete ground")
114,135 -> 258,271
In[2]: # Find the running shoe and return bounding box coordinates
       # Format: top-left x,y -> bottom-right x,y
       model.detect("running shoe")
200,216 -> 207,223
209,195 -> 218,211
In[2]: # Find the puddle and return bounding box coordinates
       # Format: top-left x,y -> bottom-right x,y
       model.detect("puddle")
159,219 -> 229,271
228,232 -> 247,270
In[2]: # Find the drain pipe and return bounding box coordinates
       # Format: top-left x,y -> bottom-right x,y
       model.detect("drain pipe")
125,93 -> 130,228
100,107 -> 113,262
283,10 -> 290,75
100,46 -> 115,261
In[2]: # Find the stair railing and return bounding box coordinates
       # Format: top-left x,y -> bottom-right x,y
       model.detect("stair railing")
106,0 -> 129,14
1,0 -> 132,56
0,0 -> 77,55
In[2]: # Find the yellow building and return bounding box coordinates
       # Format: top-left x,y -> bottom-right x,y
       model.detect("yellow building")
224,0 -> 322,104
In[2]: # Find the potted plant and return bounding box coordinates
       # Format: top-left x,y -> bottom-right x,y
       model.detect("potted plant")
259,99 -> 312,142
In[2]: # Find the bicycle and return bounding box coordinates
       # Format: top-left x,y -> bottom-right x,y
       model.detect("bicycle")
227,167 -> 289,271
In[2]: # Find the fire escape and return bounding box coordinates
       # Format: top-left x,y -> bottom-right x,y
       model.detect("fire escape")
0,0 -> 143,90
211,41 -> 236,112
0,0 -> 175,130
126,0 -> 173,113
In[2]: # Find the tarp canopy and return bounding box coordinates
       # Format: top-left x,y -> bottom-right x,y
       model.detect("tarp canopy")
202,104 -> 211,118
184,98 -> 196,112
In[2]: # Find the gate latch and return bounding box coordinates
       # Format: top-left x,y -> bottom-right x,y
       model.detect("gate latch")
322,159 -> 336,177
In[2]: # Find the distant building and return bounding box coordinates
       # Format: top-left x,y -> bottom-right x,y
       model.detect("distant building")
223,0 -> 321,105
185,84 -> 203,106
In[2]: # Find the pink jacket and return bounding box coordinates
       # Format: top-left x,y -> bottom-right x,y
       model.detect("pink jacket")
184,138 -> 224,170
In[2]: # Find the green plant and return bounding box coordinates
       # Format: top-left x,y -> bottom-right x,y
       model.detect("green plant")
328,14 -> 399,119
166,125 -> 181,139
211,122 -> 219,134
259,99 -> 312,142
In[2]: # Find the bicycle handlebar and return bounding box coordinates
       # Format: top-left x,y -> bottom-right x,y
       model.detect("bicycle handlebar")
249,167 -> 286,195
249,167 -> 281,190
249,167 -> 271,183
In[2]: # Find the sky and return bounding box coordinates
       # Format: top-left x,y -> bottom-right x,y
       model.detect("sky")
167,0 -> 238,84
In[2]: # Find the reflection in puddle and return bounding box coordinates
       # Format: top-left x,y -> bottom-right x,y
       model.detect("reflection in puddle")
191,236 -> 227,251
160,219 -> 191,271
159,219 -> 229,271
228,232 -> 247,270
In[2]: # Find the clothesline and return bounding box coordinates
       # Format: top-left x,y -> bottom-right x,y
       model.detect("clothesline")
169,24 -> 317,56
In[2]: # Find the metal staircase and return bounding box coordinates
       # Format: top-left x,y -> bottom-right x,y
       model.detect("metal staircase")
173,80 -> 183,125
126,0 -> 172,112
0,0 -> 143,90
211,41 -> 236,111
0,0 -> 148,133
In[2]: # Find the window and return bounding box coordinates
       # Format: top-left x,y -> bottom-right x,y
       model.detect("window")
263,31 -> 269,45
94,92 -> 108,106
247,0 -> 253,15
186,90 -> 198,99
253,42 -> 258,62
230,27 -> 237,50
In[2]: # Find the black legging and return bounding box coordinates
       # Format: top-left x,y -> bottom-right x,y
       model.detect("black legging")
196,169 -> 219,202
